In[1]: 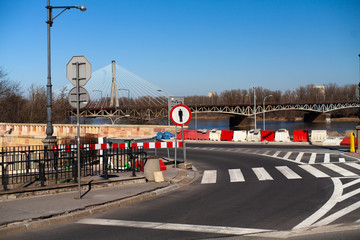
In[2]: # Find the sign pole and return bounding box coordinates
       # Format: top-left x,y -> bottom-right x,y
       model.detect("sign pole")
174,125 -> 177,168
75,62 -> 81,199
181,125 -> 186,163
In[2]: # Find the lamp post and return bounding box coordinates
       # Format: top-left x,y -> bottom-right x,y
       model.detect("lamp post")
263,95 -> 273,131
45,0 -> 86,142
253,87 -> 257,129
157,89 -> 170,126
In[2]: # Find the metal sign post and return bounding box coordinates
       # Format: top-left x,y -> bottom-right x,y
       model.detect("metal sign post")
170,104 -> 192,168
66,56 -> 91,199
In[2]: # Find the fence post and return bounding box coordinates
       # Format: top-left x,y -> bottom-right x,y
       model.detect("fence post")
2,153 -> 8,191
72,150 -> 78,183
103,149 -> 108,180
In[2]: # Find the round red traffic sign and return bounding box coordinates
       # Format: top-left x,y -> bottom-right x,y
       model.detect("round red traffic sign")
170,104 -> 192,126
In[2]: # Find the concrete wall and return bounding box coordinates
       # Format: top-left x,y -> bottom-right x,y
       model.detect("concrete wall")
0,123 -> 177,147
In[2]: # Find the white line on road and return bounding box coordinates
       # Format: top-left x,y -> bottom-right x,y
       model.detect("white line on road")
273,151 -> 281,157
322,164 -> 357,177
283,152 -> 292,160
77,218 -> 272,236
201,170 -> 217,184
295,152 -> 304,162
309,153 -> 317,164
228,169 -> 245,182
293,178 -> 343,230
253,167 -> 273,181
324,153 -> 330,163
339,157 -> 345,163
299,165 -> 329,178
345,162 -> 360,170
276,166 -> 302,179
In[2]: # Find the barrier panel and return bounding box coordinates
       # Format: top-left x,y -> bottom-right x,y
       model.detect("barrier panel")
275,129 -> 291,142
209,130 -> 221,141
261,130 -> 275,142
340,136 -> 358,145
220,130 -> 234,141
323,138 -> 343,146
247,129 -> 261,142
310,130 -> 327,143
197,130 -> 209,140
177,130 -> 197,140
293,130 -> 309,142
233,130 -> 247,142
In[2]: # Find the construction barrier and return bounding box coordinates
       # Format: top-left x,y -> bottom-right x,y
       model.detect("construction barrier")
293,130 -> 309,142
159,159 -> 167,171
220,130 -> 234,141
323,138 -> 343,146
247,129 -> 261,142
261,130 -> 275,142
275,129 -> 291,142
209,130 -> 221,141
232,130 -> 247,142
197,130 -> 210,140
310,130 -> 327,143
177,130 -> 198,140
340,136 -> 357,146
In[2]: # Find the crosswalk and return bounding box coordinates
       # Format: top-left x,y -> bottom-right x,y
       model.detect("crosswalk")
200,162 -> 360,184
188,147 -> 355,165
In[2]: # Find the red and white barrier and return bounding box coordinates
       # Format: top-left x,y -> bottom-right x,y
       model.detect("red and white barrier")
54,141 -> 183,151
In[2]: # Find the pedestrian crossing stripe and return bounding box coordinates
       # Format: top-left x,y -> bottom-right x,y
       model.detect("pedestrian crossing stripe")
200,163 -> 360,184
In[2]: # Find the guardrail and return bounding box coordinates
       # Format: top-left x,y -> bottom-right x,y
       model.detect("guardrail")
0,145 -> 147,191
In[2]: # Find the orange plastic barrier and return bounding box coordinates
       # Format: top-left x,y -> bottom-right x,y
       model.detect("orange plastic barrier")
220,130 -> 234,141
197,130 -> 209,140
340,136 -> 357,146
261,130 -> 275,141
293,130 -> 309,142
177,130 -> 197,140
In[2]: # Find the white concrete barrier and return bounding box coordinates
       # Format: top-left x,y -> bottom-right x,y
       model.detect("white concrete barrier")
322,137 -> 343,146
275,129 -> 291,142
209,129 -> 221,141
233,130 -> 247,142
310,130 -> 327,143
247,129 -> 261,142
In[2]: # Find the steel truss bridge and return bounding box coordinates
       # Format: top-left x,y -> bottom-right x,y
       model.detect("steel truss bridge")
72,102 -> 360,122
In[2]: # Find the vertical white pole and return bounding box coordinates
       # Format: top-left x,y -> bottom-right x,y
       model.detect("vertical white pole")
254,87 -> 257,129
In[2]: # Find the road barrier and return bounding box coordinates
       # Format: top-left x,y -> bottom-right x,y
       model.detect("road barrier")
293,130 -> 309,142
261,130 -> 275,142
209,130 -> 221,141
197,130 -> 210,140
275,129 -> 291,142
220,130 -> 234,141
310,130 -> 327,143
232,130 -> 247,142
247,129 -> 261,142
340,136 -> 357,146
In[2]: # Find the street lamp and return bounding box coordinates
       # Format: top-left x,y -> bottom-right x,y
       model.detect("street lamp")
253,87 -> 257,129
263,95 -> 273,131
45,0 -> 86,142
157,89 -> 170,126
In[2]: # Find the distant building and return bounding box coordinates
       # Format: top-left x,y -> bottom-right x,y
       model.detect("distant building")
208,92 -> 217,98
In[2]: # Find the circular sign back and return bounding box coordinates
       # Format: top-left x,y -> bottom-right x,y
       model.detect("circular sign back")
170,104 -> 192,126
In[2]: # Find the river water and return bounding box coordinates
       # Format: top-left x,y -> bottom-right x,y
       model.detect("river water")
187,119 -> 359,133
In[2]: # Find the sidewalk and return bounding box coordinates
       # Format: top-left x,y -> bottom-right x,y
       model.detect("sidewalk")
0,164 -> 197,236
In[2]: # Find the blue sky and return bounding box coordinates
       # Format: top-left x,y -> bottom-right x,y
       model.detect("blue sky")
0,0 -> 359,97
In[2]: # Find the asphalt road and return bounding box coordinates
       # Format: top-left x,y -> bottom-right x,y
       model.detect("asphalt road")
2,143 -> 360,240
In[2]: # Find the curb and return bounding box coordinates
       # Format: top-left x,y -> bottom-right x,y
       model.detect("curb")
0,168 -> 198,236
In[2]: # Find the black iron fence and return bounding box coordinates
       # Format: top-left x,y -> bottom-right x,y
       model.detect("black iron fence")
0,145 -> 147,191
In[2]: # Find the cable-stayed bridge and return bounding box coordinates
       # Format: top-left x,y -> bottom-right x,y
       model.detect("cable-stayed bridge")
58,62 -> 360,126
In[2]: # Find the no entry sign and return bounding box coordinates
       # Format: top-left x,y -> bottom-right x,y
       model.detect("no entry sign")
170,104 -> 192,126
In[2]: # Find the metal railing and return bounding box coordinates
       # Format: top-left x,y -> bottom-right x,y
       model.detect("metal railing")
0,145 -> 147,191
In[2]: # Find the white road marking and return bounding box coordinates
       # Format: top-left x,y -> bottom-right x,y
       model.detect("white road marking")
293,178 -> 343,230
295,152 -> 304,162
273,151 -> 281,157
262,150 -> 271,155
309,153 -> 317,164
299,165 -> 329,178
324,153 -> 330,163
283,152 -> 292,160
322,164 -> 357,177
201,170 -> 217,184
339,157 -> 345,163
228,169 -> 245,182
343,179 -> 360,188
276,166 -> 302,179
313,201 -> 360,227
345,162 -> 360,170
253,167 -> 273,181
77,218 -> 271,236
